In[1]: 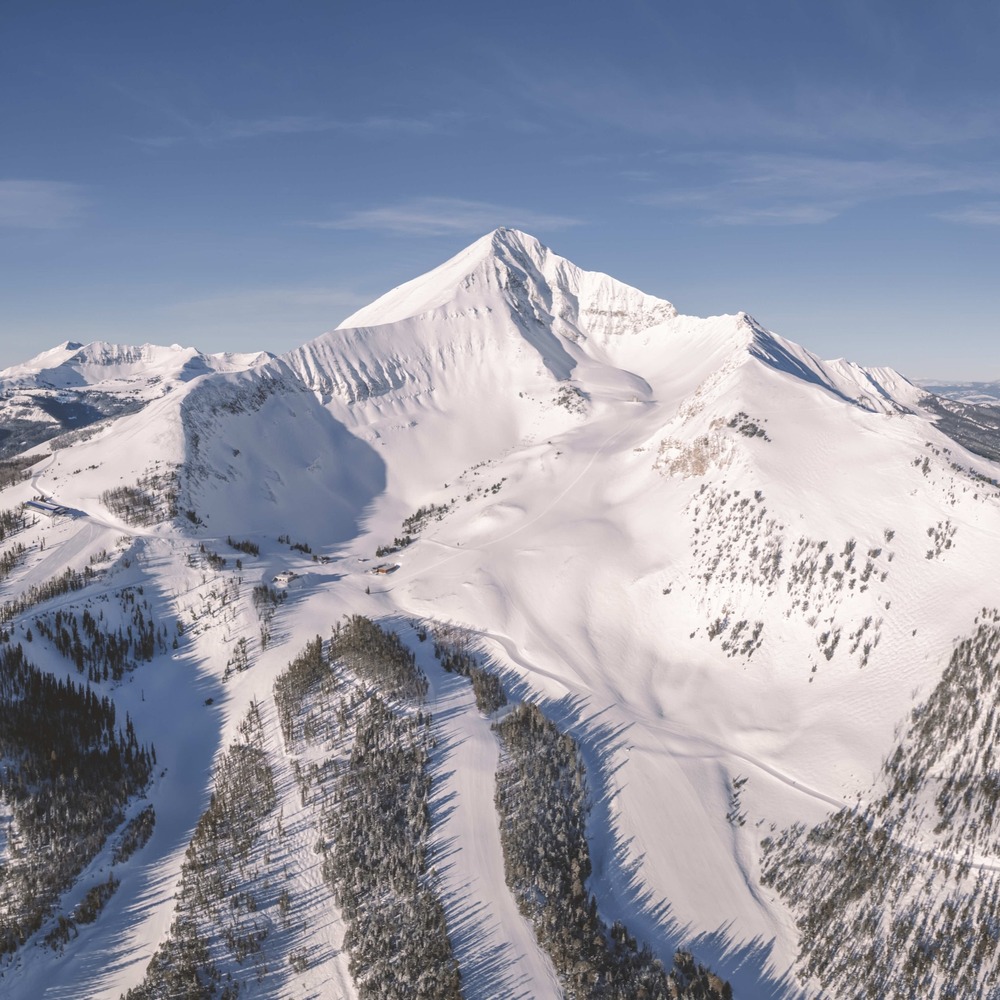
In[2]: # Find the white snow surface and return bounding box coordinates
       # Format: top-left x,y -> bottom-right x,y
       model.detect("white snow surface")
2,229 -> 998,999
0,340 -> 271,393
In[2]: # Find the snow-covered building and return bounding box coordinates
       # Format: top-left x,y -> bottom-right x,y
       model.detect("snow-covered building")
25,499 -> 65,518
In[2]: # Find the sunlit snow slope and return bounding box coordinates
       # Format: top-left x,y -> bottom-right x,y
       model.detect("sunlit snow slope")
2,229 -> 999,1000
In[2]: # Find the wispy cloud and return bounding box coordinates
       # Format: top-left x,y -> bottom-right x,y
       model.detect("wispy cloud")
707,205 -> 841,226
935,202 -> 1000,226
0,180 -> 87,229
641,154 -> 1000,226
502,55 -> 1000,229
509,57 -> 1000,150
307,196 -> 582,236
134,112 -> 464,149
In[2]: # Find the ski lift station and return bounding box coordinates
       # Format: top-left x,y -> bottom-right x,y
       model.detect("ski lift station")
25,499 -> 66,518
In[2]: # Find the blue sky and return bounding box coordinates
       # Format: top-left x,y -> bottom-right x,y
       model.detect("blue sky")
1,0 -> 999,378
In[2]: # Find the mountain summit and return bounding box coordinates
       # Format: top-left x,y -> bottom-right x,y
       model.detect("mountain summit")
284,228 -> 677,413
338,227 -> 677,339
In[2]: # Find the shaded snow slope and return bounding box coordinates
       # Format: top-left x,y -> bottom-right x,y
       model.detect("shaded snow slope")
745,316 -> 925,413
8,356 -> 383,545
177,359 -> 386,540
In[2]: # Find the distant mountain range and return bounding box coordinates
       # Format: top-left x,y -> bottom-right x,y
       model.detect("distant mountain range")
915,378 -> 1000,405
2,229 -> 1000,999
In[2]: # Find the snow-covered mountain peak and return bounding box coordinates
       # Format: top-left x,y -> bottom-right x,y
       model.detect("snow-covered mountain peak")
0,339 -> 272,390
336,228 -> 677,344
0,339 -> 276,460
0,340 -> 88,378
283,229 -> 682,429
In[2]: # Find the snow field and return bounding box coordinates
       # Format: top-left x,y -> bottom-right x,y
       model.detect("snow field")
4,229 -> 1000,997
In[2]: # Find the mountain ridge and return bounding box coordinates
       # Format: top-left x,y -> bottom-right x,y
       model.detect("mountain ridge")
0,340 -> 272,387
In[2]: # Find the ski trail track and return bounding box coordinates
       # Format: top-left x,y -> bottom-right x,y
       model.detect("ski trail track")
404,623 -> 561,1000
413,398 -> 653,578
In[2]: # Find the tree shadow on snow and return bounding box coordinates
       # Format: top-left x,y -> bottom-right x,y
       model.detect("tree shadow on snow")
496,676 -> 806,1000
